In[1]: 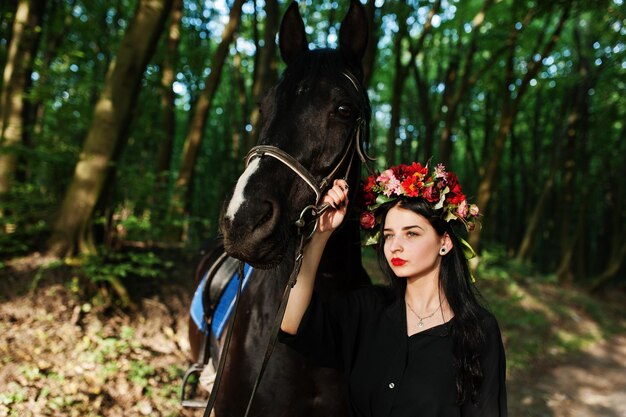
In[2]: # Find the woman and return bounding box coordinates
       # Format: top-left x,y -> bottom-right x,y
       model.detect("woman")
280,162 -> 507,417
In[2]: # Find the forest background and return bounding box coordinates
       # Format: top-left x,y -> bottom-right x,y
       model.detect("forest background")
0,0 -> 625,416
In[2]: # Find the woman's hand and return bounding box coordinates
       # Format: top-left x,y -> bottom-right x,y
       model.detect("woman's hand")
316,179 -> 349,235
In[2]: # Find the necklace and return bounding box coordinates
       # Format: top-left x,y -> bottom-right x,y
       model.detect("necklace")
406,301 -> 441,328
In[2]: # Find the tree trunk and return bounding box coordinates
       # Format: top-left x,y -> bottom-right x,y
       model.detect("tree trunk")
0,0 -> 46,200
155,0 -> 183,182
469,6 -> 570,251
587,242 -> 626,292
412,63 -> 435,162
384,2 -> 409,166
555,25 -> 592,284
244,0 -> 279,153
231,48 -> 248,163
172,0 -> 244,215
588,175 -> 626,291
30,0 -> 75,143
437,0 -> 494,165
47,0 -> 173,257
361,0 -> 379,89
385,0 -> 440,166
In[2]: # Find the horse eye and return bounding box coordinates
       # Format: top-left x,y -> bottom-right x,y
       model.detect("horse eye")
336,104 -> 352,118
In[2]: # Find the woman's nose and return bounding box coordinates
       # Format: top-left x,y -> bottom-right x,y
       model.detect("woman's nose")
389,237 -> 403,252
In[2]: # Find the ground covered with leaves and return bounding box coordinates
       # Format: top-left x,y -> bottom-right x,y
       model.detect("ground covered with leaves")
1,250 -> 625,417
0,252 -> 197,417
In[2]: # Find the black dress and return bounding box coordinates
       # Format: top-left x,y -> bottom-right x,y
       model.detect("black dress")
278,286 -> 507,417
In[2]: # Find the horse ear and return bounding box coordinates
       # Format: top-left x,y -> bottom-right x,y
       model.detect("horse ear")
339,0 -> 369,64
279,1 -> 309,65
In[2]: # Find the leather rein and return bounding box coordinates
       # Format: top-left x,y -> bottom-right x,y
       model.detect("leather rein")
202,70 -> 372,417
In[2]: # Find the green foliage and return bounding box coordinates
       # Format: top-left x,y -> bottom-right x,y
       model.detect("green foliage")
476,248 -> 625,375
129,360 -> 156,388
0,184 -> 53,258
80,250 -> 173,308
83,251 -> 170,282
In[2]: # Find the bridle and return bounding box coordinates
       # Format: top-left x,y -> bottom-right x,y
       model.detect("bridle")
245,71 -> 374,237
202,70 -> 373,417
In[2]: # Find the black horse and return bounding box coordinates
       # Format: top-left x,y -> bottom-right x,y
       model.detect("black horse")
187,1 -> 371,415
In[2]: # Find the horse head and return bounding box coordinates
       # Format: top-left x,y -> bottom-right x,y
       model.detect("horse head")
220,0 -> 370,269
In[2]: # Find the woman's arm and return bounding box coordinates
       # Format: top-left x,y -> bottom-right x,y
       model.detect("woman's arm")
280,179 -> 349,335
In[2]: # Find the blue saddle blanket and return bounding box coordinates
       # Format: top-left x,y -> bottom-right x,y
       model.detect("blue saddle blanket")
190,262 -> 253,339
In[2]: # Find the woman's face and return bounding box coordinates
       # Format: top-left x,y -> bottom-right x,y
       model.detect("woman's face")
383,205 -> 449,281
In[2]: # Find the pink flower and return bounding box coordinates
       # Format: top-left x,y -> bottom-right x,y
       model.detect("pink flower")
456,200 -> 469,218
469,204 -> 480,217
360,211 -> 376,229
376,169 -> 402,196
434,163 -> 447,180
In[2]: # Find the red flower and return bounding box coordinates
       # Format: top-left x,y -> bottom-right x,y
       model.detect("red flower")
446,172 -> 463,195
362,191 -> 376,206
408,162 -> 428,177
364,175 -> 376,192
423,185 -> 440,203
360,211 -> 376,229
447,192 -> 466,205
401,177 -> 422,197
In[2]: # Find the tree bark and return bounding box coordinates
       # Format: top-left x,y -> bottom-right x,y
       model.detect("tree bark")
384,1 -> 410,166
231,48 -> 248,163
244,0 -> 279,153
438,0 -> 495,166
362,0 -> 379,89
385,0 -> 440,166
587,242 -> 626,292
47,0 -> 173,257
0,0 -> 46,200
555,24 -> 592,284
172,0 -> 244,213
155,0 -> 183,182
30,0 -> 75,142
412,62 -> 435,162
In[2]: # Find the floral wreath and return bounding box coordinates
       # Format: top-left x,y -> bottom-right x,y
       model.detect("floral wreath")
357,162 -> 480,256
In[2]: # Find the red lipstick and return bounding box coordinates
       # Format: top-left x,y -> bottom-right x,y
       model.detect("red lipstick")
391,258 -> 407,266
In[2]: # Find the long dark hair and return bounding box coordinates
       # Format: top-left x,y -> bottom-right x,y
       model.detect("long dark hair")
376,198 -> 485,404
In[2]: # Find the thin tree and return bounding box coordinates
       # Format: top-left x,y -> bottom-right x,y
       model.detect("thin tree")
361,0 -> 379,89
437,0 -> 499,166
47,0 -> 174,257
244,0 -> 279,153
0,0 -> 46,203
155,0 -> 183,184
385,0 -> 440,165
171,0 -> 245,216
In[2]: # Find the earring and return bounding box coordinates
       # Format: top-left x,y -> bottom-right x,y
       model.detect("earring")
440,247 -> 446,254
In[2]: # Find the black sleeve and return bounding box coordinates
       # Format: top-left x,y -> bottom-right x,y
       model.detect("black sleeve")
462,314 -> 508,417
278,288 -> 374,370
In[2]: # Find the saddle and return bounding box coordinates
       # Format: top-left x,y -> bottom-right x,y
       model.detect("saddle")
182,241 -> 253,408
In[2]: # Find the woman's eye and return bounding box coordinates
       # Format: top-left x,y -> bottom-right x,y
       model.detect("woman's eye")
406,231 -> 417,238
383,234 -> 393,240
336,104 -> 352,118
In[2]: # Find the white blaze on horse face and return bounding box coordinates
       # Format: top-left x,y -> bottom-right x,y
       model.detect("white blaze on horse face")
225,158 -> 261,221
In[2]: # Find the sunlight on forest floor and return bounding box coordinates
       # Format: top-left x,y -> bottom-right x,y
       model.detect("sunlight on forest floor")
0,251 -> 624,417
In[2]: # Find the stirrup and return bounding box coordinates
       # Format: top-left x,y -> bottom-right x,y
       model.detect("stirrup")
180,362 -> 208,408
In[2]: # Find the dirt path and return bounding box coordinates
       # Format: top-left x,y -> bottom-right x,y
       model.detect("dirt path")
508,335 -> 626,417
